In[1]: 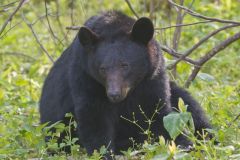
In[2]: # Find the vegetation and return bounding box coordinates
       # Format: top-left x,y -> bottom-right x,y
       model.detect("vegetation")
0,0 -> 239,159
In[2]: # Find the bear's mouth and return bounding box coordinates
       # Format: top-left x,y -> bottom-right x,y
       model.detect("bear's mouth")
108,95 -> 125,103
107,86 -> 130,103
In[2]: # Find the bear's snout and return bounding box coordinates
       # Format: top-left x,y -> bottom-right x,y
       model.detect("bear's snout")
106,83 -> 126,103
107,90 -> 122,103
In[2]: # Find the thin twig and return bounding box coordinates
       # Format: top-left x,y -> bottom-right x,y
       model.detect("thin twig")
70,0 -> 74,26
0,1 -> 19,8
28,24 -> 55,63
66,20 -> 213,31
32,13 -> 56,26
228,112 -> 240,128
0,20 -> 22,39
124,0 -> 139,19
0,52 -> 36,61
28,25 -> 54,63
168,24 -> 240,69
184,65 -> 200,88
168,0 -> 240,25
172,0 -> 184,50
185,32 -> 240,87
182,0 -> 195,17
66,26 -> 80,30
156,20 -> 212,30
171,0 -> 185,77
22,12 -> 54,63
160,45 -> 197,65
0,6 -> 15,13
44,0 -> 64,46
0,0 -> 26,36
149,0 -> 154,19
56,0 -> 69,44
198,32 -> 240,64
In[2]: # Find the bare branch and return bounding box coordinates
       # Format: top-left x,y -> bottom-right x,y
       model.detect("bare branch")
22,12 -> 55,63
0,6 -> 14,13
171,0 -> 185,77
124,0 -> 139,19
44,0 -> 64,46
0,20 -> 22,39
66,26 -> 80,30
0,51 -> 36,61
228,112 -> 240,128
0,1 -> 19,8
55,0 -> 69,43
172,0 -> 184,50
0,0 -> 26,36
28,24 -> 55,63
160,45 -> 197,65
67,20 -> 213,31
185,32 -> 240,87
182,0 -> 195,17
69,0 -> 74,26
184,65 -> 200,88
155,20 -> 212,30
31,13 -> 57,26
149,0 -> 155,19
198,32 -> 240,64
168,24 -> 240,69
168,0 -> 240,25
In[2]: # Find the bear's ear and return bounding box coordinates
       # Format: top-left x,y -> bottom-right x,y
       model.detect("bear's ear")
131,17 -> 154,45
78,27 -> 99,46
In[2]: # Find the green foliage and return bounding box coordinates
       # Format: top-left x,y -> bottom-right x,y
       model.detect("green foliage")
163,98 -> 194,140
0,0 -> 240,159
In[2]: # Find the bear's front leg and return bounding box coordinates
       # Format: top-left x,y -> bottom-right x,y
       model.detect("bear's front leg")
74,104 -> 116,158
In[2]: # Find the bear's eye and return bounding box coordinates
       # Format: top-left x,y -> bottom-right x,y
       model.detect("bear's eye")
99,67 -> 106,74
120,63 -> 129,70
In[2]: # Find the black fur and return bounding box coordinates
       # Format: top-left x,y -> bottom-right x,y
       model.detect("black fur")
40,11 -> 211,156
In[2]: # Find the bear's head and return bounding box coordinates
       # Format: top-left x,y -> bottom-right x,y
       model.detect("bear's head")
78,17 -> 154,103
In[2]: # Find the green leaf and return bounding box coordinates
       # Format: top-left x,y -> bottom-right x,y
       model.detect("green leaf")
178,98 -> 187,112
159,136 -> 166,146
174,152 -> 190,159
15,78 -> 29,86
65,112 -> 73,118
152,153 -> 170,160
188,115 -> 195,133
99,145 -> 108,155
163,112 -> 191,140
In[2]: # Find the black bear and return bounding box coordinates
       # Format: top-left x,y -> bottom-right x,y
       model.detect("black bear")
40,11 -> 211,157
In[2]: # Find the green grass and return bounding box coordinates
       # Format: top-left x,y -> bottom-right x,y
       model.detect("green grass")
0,0 -> 240,159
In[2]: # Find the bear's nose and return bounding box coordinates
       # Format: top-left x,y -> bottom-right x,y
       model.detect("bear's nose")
107,92 -> 122,103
